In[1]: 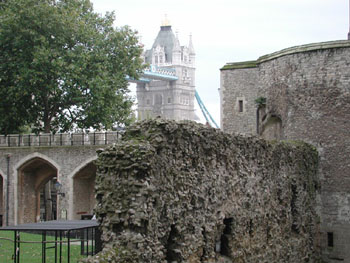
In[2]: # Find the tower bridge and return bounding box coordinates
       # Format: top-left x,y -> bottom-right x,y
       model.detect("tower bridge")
128,19 -> 218,128
127,65 -> 178,83
129,64 -> 218,128
135,21 -> 197,122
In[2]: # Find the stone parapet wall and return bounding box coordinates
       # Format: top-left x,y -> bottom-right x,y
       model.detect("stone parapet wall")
0,131 -> 121,147
83,119 -> 320,263
0,145 -> 102,225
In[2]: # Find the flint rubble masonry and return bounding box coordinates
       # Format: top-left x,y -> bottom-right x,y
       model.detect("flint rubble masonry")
81,119 -> 320,263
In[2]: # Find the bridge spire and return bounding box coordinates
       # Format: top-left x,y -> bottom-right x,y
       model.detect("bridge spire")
161,14 -> 171,27
189,33 -> 195,55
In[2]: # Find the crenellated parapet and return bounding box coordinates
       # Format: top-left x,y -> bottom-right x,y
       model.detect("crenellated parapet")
0,131 -> 122,148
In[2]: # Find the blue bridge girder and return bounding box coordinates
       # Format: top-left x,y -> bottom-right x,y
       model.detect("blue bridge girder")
128,65 -> 219,128
127,65 -> 178,83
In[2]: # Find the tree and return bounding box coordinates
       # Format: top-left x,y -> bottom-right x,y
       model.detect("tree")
0,0 -> 144,134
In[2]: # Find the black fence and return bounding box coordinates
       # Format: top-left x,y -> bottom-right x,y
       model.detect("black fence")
0,220 -> 102,263
0,131 -> 122,147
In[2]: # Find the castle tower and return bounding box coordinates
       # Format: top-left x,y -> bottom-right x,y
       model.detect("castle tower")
136,19 -> 197,121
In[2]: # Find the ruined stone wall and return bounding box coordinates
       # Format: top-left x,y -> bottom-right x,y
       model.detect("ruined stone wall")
83,119 -> 320,263
220,40 -> 350,262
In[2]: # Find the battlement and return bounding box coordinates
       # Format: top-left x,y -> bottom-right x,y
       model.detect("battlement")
0,131 -> 121,147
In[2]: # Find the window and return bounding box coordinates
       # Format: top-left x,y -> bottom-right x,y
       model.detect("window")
155,94 -> 163,105
146,99 -> 150,105
180,96 -> 189,105
327,232 -> 334,247
183,69 -> 188,78
238,100 -> 243,112
168,97 -> 171,104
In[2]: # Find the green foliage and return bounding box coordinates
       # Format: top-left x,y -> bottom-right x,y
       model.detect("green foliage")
0,0 -> 144,134
255,96 -> 266,107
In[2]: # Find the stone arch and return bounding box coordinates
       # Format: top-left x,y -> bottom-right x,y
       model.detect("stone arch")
70,157 -> 97,220
155,94 -> 163,105
259,113 -> 283,140
153,93 -> 164,117
15,154 -> 59,224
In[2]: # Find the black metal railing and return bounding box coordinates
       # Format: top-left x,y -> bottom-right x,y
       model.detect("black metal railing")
0,131 -> 122,147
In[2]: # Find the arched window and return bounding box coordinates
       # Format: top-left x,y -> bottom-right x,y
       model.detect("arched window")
155,94 -> 163,105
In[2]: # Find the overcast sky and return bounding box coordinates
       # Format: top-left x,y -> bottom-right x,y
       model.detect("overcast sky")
90,0 -> 349,126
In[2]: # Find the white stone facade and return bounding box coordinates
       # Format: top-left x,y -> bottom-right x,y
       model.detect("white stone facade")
137,23 -> 197,121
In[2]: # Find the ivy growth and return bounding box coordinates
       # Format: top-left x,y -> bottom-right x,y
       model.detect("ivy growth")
255,97 -> 267,107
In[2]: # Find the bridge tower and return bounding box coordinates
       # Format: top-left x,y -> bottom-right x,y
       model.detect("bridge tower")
136,19 -> 197,121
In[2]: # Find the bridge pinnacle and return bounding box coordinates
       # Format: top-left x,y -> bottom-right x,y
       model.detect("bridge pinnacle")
161,14 -> 171,27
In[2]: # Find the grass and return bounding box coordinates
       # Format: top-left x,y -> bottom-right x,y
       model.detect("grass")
0,230 -> 93,263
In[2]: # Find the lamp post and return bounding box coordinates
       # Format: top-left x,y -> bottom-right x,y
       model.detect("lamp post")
6,154 -> 10,226
54,181 -> 65,197
348,0 -> 350,39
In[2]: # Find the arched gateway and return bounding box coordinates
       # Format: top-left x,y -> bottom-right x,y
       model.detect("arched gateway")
17,157 -> 58,224
0,131 -> 120,225
72,161 -> 97,220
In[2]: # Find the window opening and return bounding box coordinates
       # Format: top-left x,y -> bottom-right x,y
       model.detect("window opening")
238,100 -> 243,112
327,232 -> 334,247
219,218 -> 233,257
166,224 -> 181,262
155,94 -> 163,105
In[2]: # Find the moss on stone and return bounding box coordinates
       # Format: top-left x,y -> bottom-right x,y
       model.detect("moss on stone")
80,245 -> 137,263
221,40 -> 350,71
87,119 -> 320,262
220,60 -> 258,70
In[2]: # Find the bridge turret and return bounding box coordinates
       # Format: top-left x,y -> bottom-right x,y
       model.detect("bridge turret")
188,33 -> 195,67
172,32 -> 181,65
137,18 -> 197,121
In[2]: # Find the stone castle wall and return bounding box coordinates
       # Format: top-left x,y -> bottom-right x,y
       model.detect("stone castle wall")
83,119 -> 320,263
0,144 -> 103,225
220,40 -> 350,262
220,63 -> 259,135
